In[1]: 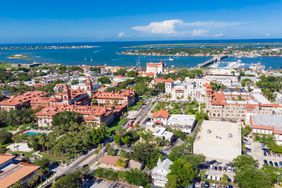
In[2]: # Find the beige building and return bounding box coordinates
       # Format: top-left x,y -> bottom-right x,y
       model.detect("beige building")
165,78 -> 206,102
194,120 -> 241,162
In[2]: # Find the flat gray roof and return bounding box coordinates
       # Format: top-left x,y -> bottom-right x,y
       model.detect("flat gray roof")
253,114 -> 282,129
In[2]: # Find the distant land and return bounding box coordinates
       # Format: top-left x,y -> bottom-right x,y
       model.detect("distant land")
0,39 -> 282,69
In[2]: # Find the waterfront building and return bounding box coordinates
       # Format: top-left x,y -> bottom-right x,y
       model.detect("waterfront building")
146,62 -> 164,75
193,120 -> 241,162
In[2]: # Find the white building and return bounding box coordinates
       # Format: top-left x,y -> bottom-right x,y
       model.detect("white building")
204,75 -> 239,88
151,158 -> 173,187
193,120 -> 241,162
167,114 -> 197,133
249,114 -> 282,145
165,78 -> 206,102
151,126 -> 174,142
146,62 -> 164,75
71,82 -> 100,91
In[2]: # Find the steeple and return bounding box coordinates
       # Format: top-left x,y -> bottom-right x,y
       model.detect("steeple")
85,77 -> 93,98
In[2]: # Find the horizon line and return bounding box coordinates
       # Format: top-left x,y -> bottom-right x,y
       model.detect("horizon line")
0,38 -> 282,45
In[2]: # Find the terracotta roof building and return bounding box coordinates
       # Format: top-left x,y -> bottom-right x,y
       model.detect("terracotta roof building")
151,110 -> 170,125
206,88 -> 282,121
0,155 -> 39,188
36,104 -> 120,127
99,155 -> 126,171
0,91 -> 48,111
93,90 -> 136,107
146,62 -> 164,75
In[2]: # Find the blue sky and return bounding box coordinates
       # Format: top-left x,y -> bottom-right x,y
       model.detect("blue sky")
0,0 -> 281,43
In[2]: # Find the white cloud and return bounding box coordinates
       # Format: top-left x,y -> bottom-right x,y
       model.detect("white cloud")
213,33 -> 224,37
265,33 -> 271,37
117,32 -> 125,38
132,19 -> 184,34
132,19 -> 241,38
185,21 -> 244,28
191,29 -> 209,37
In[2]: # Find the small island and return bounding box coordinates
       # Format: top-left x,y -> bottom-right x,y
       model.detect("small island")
8,54 -> 28,59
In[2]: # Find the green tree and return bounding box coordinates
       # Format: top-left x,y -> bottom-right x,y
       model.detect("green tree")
236,166 -> 272,188
233,155 -> 258,170
167,158 -> 197,187
98,76 -> 111,84
51,171 -> 84,188
0,130 -> 13,145
131,143 -> 160,169
52,111 -> 83,126
126,70 -> 138,77
123,170 -> 150,186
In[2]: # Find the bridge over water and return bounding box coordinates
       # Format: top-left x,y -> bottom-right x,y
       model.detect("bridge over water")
197,55 -> 228,68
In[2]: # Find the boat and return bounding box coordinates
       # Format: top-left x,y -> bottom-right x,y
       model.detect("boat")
168,57 -> 174,61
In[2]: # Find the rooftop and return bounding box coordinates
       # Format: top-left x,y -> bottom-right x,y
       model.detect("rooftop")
168,114 -> 196,125
195,120 -> 241,149
0,162 -> 39,188
152,110 -> 169,119
0,91 -> 48,106
0,154 -> 15,167
252,114 -> 282,131
99,155 -> 122,166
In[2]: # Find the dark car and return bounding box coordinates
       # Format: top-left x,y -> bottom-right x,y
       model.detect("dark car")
263,160 -> 268,165
96,179 -> 103,184
204,181 -> 210,188
274,162 -> 279,167
206,160 -> 217,165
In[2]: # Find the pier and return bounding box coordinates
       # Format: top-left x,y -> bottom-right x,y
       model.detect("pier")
197,55 -> 228,68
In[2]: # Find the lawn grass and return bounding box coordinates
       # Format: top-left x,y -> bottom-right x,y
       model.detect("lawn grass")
107,117 -> 127,134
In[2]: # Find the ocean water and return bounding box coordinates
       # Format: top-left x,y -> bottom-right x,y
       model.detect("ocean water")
0,39 -> 282,69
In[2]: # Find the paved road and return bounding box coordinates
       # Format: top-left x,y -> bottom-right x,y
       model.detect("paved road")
39,95 -> 161,187
133,96 -> 158,127
39,145 -> 109,188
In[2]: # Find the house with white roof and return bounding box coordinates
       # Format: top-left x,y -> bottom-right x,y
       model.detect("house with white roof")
167,114 -> 197,133
151,158 -> 173,187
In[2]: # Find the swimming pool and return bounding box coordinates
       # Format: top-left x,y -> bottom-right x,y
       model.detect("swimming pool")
24,131 -> 41,136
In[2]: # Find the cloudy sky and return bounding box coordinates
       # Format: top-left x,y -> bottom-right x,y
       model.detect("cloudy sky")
0,0 -> 281,43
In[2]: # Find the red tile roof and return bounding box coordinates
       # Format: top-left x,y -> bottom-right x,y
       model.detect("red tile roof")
99,155 -> 121,166
0,162 -> 39,188
152,109 -> 169,119
0,91 -> 48,106
94,90 -> 135,100
0,154 -> 15,166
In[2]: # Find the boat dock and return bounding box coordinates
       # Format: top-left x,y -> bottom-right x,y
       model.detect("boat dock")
197,55 -> 228,68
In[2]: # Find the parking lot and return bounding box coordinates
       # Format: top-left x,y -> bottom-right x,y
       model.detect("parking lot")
90,179 -> 137,188
245,137 -> 282,168
200,160 -> 235,182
